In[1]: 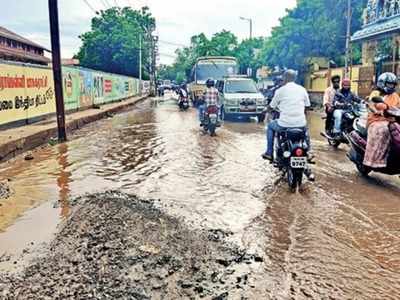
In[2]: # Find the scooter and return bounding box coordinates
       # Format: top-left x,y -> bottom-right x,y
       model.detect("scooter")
202,105 -> 220,136
346,105 -> 400,176
320,101 -> 367,148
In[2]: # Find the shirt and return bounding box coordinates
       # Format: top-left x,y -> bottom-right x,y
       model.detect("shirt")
323,86 -> 337,106
333,89 -> 361,107
203,87 -> 219,106
270,82 -> 310,128
367,92 -> 400,126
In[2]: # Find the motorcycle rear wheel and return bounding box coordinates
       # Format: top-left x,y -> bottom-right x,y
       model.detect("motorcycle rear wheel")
287,168 -> 297,193
209,124 -> 216,136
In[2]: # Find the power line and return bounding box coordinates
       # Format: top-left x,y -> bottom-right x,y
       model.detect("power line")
158,40 -> 188,47
83,0 -> 97,13
104,0 -> 112,8
98,0 -> 109,9
159,53 -> 177,58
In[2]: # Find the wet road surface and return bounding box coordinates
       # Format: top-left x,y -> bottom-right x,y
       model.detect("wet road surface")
0,93 -> 400,299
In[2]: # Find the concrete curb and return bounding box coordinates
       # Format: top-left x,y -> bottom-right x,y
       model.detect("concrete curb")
0,95 -> 149,163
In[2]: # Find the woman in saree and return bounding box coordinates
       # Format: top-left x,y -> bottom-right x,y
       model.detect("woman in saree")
364,72 -> 400,168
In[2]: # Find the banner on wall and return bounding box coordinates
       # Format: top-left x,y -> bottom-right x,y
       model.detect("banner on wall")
0,63 -> 55,126
0,62 -> 139,127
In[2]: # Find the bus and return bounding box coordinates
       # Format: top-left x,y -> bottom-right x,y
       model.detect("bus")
189,56 -> 238,104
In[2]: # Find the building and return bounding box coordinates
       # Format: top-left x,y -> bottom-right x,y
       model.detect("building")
0,26 -> 50,65
352,0 -> 400,73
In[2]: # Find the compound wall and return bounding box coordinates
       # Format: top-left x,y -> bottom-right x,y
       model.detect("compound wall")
0,61 -> 139,127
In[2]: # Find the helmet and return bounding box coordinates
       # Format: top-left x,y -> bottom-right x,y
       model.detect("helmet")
342,78 -> 351,89
273,76 -> 283,85
377,72 -> 398,95
206,78 -> 215,88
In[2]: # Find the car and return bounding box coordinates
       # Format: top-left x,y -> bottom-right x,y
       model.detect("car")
216,76 -> 266,121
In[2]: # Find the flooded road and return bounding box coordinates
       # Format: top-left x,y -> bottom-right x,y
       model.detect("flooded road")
0,94 -> 400,299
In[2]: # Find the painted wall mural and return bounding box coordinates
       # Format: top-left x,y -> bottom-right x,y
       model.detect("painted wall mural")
0,62 -> 140,127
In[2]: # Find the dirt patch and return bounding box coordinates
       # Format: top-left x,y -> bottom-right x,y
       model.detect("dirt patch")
0,191 -> 265,299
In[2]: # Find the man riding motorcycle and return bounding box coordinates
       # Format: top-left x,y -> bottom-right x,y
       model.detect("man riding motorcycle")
261,70 -> 311,159
260,76 -> 284,123
331,78 -> 362,137
178,83 -> 189,110
199,79 -> 220,126
323,75 -> 341,132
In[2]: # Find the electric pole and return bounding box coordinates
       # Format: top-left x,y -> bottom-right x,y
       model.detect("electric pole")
48,0 -> 67,142
345,0 -> 352,77
139,35 -> 142,95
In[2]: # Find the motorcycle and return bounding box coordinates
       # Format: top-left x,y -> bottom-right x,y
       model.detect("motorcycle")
268,109 -> 312,192
346,104 -> 400,176
178,96 -> 189,111
274,128 -> 310,192
202,105 -> 220,136
321,100 -> 367,148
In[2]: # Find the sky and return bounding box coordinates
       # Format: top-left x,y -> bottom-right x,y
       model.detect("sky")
1,0 -> 296,65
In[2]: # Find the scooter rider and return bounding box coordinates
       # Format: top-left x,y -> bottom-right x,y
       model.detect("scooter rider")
199,79 -> 219,126
332,78 -> 361,136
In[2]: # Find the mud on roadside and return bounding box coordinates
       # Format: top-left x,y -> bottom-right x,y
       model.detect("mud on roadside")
0,191 -> 265,299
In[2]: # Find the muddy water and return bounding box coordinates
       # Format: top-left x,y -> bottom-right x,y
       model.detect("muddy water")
0,94 -> 399,298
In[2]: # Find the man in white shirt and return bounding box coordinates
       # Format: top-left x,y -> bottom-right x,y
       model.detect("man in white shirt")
262,69 -> 311,161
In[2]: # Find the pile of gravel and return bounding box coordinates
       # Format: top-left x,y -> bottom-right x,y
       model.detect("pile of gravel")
0,191 -> 264,299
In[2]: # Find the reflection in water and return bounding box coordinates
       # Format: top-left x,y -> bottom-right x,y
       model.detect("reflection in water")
56,144 -> 72,218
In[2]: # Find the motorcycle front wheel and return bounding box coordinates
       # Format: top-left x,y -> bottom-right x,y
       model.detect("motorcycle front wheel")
356,163 -> 371,177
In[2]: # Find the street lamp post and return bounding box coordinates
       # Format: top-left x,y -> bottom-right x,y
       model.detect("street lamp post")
139,35 -> 142,95
345,0 -> 352,77
240,16 -> 253,40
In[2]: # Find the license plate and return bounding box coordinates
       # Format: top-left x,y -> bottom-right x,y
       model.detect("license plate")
240,106 -> 256,112
290,157 -> 307,168
209,114 -> 218,123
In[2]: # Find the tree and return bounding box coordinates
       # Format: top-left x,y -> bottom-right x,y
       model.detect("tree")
77,7 -> 155,78
235,38 -> 265,75
259,0 -> 367,73
157,30 -> 264,82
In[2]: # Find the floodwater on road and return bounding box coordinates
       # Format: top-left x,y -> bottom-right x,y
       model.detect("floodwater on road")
0,94 -> 399,299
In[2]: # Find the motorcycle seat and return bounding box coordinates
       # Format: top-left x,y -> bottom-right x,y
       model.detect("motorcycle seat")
284,128 -> 306,142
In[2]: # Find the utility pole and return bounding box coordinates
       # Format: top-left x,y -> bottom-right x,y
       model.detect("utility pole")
139,35 -> 142,95
48,0 -> 66,142
149,34 -> 158,97
345,0 -> 352,77
240,17 -> 253,39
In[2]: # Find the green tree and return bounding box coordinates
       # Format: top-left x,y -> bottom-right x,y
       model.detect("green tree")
259,0 -> 367,73
77,7 -> 155,78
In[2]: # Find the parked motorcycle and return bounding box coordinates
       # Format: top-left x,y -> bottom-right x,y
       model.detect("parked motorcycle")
202,105 -> 220,136
321,101 -> 367,148
274,128 -> 310,192
346,105 -> 400,176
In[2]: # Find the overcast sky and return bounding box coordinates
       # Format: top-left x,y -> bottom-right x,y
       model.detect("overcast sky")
2,0 -> 296,65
